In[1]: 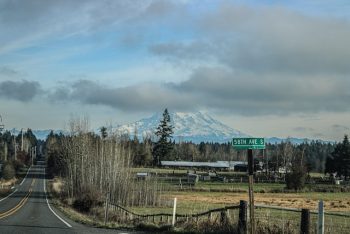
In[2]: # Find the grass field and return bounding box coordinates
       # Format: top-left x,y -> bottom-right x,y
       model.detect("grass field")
127,182 -> 350,216
130,167 -> 350,215
179,181 -> 285,192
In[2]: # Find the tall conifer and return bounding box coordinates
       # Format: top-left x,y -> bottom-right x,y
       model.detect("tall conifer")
153,109 -> 174,166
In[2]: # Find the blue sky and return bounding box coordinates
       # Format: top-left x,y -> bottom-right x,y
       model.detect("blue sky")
1,0 -> 350,141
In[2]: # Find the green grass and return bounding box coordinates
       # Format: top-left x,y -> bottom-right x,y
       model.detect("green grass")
129,200 -> 227,215
159,179 -> 286,193
193,181 -> 284,192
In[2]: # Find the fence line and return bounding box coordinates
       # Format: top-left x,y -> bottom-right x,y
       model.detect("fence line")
110,202 -> 350,220
108,201 -> 350,233
256,204 -> 350,217
109,202 -> 239,219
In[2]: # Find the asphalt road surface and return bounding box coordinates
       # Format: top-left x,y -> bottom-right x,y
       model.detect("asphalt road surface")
0,160 -> 141,234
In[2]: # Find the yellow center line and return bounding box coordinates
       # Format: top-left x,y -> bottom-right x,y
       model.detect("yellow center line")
0,179 -> 36,219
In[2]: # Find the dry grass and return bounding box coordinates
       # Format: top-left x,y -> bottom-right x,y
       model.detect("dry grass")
51,177 -> 64,194
0,178 -> 17,188
162,191 -> 350,213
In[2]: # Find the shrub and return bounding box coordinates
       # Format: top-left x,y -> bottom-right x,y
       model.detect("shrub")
73,186 -> 103,213
256,220 -> 294,234
181,211 -> 236,234
16,151 -> 29,165
286,171 -> 306,191
286,166 -> 307,191
2,162 -> 16,180
12,160 -> 24,174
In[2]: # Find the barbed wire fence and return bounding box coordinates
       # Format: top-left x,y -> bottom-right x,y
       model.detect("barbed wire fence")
106,199 -> 350,233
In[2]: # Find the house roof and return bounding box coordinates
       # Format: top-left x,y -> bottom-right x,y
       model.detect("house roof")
160,160 -> 247,168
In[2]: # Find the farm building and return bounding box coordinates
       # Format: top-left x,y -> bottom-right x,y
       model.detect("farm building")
160,160 -> 247,171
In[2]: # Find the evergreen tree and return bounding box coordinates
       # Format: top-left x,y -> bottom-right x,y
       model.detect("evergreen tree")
100,126 -> 108,139
153,109 -> 174,166
25,128 -> 37,146
326,135 -> 350,179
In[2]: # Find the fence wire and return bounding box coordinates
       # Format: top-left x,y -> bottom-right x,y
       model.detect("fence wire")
255,206 -> 350,234
109,202 -> 350,233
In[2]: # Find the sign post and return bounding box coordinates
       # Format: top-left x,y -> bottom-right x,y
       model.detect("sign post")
232,138 -> 265,234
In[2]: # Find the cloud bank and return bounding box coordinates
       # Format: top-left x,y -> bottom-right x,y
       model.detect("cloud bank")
1,1 -> 350,117
0,80 -> 41,101
45,67 -> 350,115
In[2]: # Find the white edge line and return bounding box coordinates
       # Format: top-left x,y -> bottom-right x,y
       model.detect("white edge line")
0,188 -> 18,202
0,166 -> 31,202
44,168 -> 72,228
20,165 -> 31,186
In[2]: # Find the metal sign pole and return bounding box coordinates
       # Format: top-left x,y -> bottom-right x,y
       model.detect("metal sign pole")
232,137 -> 265,234
248,149 -> 255,234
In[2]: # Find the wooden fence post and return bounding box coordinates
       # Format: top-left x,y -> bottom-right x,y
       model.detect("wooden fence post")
239,200 -> 247,234
220,211 -> 227,224
172,197 -> 177,227
301,209 -> 310,234
318,200 -> 324,234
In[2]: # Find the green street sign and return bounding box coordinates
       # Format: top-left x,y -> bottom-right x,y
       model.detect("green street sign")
232,138 -> 265,150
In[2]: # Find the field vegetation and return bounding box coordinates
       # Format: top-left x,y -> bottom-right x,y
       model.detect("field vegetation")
43,113 -> 350,233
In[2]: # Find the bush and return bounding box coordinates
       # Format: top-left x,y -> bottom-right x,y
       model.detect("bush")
256,220 -> 294,234
2,162 -> 16,180
73,186 -> 103,213
12,160 -> 24,174
16,151 -> 29,165
182,211 -> 236,234
286,167 -> 307,191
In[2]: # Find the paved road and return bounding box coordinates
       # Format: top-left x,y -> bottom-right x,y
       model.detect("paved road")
0,160 -> 141,234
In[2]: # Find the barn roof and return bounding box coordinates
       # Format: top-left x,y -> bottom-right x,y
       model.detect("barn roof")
160,160 -> 247,168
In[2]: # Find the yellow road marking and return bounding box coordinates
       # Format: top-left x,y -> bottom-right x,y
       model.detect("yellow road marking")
0,179 -> 36,219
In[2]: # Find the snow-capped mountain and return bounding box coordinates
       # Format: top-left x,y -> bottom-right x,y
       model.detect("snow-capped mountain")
1,112 -> 328,144
32,129 -> 65,140
1,128 -> 64,140
116,111 -> 249,143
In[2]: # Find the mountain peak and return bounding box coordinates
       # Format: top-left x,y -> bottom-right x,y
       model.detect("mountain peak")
116,111 -> 248,143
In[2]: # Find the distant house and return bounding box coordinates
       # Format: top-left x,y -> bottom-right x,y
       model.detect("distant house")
160,160 -> 247,171
136,172 -> 151,180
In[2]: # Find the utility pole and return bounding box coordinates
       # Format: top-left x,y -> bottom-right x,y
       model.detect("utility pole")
21,128 -> 24,151
0,115 -> 4,132
13,134 -> 17,161
31,147 -> 34,165
0,115 -> 4,161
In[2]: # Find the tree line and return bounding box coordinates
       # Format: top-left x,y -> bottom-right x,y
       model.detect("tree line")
45,117 -> 162,210
120,109 -> 344,176
0,129 -> 38,179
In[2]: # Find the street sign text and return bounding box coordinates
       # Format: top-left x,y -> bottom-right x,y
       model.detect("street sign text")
232,138 -> 265,150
